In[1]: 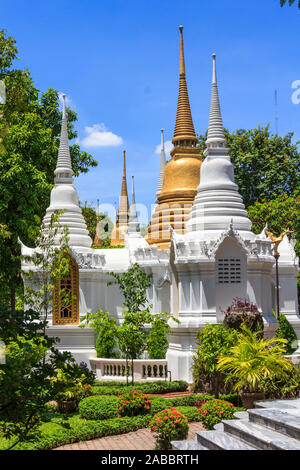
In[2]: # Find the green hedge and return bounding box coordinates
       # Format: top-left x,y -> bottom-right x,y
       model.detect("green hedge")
79,392 -> 242,421
15,415 -> 151,450
79,395 -> 118,420
91,380 -> 188,396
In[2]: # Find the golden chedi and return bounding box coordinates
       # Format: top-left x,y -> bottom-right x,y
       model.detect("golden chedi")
110,151 -> 129,247
146,26 -> 201,249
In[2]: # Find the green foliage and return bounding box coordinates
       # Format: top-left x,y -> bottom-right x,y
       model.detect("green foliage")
0,29 -> 97,309
275,313 -> 298,354
199,399 -> 236,430
116,390 -> 151,417
147,313 -> 175,359
149,408 -> 189,450
174,406 -> 202,422
79,395 -> 118,420
80,310 -> 118,358
217,326 -> 293,393
108,262 -> 152,314
2,414 -> 152,450
79,201 -> 113,243
260,364 -> 300,399
248,190 -> 300,257
223,298 -> 264,334
192,324 -> 239,397
91,380 -> 188,396
198,126 -> 300,208
0,306 -> 95,449
280,0 -> 300,9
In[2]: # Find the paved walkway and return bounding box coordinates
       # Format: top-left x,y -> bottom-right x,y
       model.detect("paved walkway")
55,422 -> 204,451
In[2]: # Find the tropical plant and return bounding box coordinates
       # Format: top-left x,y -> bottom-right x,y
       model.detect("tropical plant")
149,408 -> 189,450
217,326 -> 293,393
116,390 -> 151,417
198,399 -> 236,430
223,298 -> 264,334
192,324 -> 239,398
80,309 -> 118,358
280,0 -> 300,9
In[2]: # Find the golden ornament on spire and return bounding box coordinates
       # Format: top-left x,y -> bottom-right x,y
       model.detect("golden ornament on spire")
173,26 -> 197,145
110,150 -> 130,247
146,26 -> 201,249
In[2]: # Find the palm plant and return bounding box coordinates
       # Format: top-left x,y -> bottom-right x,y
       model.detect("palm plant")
217,326 -> 293,393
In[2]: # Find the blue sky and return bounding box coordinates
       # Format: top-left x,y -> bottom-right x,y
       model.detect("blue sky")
2,0 -> 300,223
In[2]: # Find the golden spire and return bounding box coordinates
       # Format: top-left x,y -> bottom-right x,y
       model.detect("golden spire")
110,150 -> 129,246
119,150 -> 129,215
172,26 -> 197,145
146,26 -> 201,249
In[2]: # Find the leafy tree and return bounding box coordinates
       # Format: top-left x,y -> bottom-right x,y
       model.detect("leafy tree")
247,189 -> 300,257
198,126 -> 300,208
280,0 -> 300,8
0,29 -> 97,310
108,262 -> 152,314
108,263 -> 153,384
80,309 -> 118,358
22,211 -> 71,335
0,308 -> 95,450
79,201 -> 113,243
192,324 -> 239,398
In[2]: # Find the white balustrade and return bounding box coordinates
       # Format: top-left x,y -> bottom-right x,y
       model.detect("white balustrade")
89,357 -> 168,382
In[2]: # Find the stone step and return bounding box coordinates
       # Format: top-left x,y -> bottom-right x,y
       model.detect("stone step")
248,408 -> 300,441
171,438 -> 207,450
223,418 -> 300,450
196,430 -> 257,450
234,411 -> 249,420
255,398 -> 300,410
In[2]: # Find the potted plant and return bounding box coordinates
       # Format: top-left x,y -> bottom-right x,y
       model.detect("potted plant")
217,326 -> 293,409
52,369 -> 93,413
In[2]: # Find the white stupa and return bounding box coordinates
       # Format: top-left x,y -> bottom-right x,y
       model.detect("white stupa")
42,94 -> 92,251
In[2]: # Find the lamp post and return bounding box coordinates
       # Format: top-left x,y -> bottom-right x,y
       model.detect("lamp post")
265,229 -> 294,322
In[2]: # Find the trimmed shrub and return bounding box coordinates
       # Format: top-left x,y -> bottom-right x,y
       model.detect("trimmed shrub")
79,396 -> 117,420
147,315 -> 170,359
116,390 -> 151,417
175,406 -> 202,422
149,408 -> 189,450
91,380 -> 188,396
199,399 -> 236,430
275,313 -> 298,355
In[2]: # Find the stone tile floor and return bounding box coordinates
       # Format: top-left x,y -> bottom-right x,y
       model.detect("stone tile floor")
55,422 -> 204,451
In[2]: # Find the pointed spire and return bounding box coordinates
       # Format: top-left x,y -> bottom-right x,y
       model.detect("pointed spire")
128,175 -> 139,234
205,54 -> 227,149
157,128 -> 166,197
118,150 -> 129,216
172,26 -> 197,145
54,94 -> 74,182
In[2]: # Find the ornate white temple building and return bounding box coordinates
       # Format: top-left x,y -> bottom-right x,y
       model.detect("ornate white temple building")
21,27 -> 300,382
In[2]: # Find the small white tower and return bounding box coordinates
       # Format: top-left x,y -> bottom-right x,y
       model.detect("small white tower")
156,128 -> 167,202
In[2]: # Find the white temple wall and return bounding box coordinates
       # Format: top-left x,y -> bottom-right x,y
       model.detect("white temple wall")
215,238 -> 247,320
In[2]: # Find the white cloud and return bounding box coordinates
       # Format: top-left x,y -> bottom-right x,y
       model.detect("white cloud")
155,140 -> 173,156
81,124 -> 123,148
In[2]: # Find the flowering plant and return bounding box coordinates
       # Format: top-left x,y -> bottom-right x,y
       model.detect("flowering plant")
149,408 -> 189,450
116,390 -> 151,417
223,298 -> 263,334
198,399 -> 236,429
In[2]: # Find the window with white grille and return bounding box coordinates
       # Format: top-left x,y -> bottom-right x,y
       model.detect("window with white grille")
218,258 -> 241,284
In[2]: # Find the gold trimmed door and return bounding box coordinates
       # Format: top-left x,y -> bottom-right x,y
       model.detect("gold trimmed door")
52,254 -> 79,325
